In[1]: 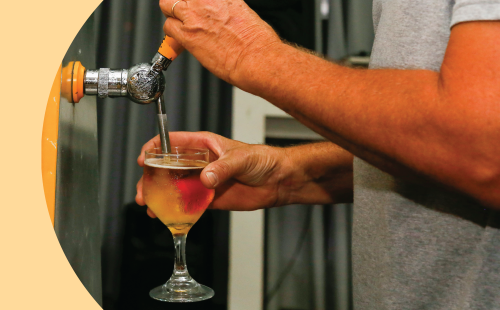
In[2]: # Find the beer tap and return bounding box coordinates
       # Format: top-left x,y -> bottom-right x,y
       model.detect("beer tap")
62,36 -> 184,153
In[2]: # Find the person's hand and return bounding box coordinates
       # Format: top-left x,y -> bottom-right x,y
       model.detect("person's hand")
136,132 -> 292,217
159,0 -> 282,84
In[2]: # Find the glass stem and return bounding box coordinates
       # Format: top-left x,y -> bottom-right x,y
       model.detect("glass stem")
171,234 -> 192,281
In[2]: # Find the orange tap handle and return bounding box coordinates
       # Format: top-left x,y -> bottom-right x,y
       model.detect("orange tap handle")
158,36 -> 185,60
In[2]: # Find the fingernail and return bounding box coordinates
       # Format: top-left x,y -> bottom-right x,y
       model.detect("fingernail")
206,172 -> 218,187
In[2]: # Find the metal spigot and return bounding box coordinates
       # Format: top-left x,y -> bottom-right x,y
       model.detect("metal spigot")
83,53 -> 172,104
63,36 -> 185,153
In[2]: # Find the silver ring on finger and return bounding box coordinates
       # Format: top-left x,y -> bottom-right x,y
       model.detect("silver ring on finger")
171,0 -> 182,19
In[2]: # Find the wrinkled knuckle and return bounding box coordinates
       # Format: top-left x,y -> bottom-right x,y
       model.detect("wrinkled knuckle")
178,4 -> 189,17
183,22 -> 203,33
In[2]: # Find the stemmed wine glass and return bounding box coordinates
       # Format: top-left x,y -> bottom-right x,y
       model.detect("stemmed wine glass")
142,147 -> 215,302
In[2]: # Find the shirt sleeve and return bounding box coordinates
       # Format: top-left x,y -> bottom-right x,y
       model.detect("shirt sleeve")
451,0 -> 500,27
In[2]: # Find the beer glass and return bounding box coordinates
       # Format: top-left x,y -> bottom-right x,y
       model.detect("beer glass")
143,147 -> 215,302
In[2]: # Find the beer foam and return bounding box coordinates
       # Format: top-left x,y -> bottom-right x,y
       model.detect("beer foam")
145,158 -> 207,169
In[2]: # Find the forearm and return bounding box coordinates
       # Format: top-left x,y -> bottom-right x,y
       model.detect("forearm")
236,43 -> 435,180
233,23 -> 500,208
278,142 -> 353,205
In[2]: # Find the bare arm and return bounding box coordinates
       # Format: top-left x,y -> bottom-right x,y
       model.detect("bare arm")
233,21 -> 500,208
159,0 -> 500,208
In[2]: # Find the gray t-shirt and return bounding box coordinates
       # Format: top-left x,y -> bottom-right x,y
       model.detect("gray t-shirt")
352,1 -> 500,309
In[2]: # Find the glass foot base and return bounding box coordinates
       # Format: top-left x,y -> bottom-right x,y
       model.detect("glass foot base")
150,280 -> 214,302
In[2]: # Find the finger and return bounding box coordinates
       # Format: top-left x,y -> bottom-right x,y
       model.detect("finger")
146,208 -> 158,218
160,0 -> 189,20
171,132 -> 220,152
135,176 -> 146,206
163,16 -> 185,43
169,131 -> 227,157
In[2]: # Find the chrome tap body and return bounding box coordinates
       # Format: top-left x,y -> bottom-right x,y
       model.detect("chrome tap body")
83,53 -> 174,153
83,53 -> 172,104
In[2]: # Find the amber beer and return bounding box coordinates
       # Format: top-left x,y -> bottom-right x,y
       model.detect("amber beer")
143,158 -> 215,235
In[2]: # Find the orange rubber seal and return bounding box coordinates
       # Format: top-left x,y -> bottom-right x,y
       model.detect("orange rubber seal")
158,36 -> 185,60
72,61 -> 85,103
61,61 -> 85,103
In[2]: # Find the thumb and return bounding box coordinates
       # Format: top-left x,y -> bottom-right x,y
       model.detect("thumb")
201,155 -> 245,189
200,147 -> 277,189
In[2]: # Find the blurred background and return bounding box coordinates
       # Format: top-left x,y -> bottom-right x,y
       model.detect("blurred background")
78,0 -> 374,309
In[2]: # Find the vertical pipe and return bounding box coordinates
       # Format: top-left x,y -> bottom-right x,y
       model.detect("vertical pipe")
314,0 -> 323,53
311,205 -> 326,310
330,204 -> 351,310
265,208 -> 281,310
328,0 -> 347,60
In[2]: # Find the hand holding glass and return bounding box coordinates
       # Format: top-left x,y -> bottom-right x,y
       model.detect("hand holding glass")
143,147 -> 215,302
